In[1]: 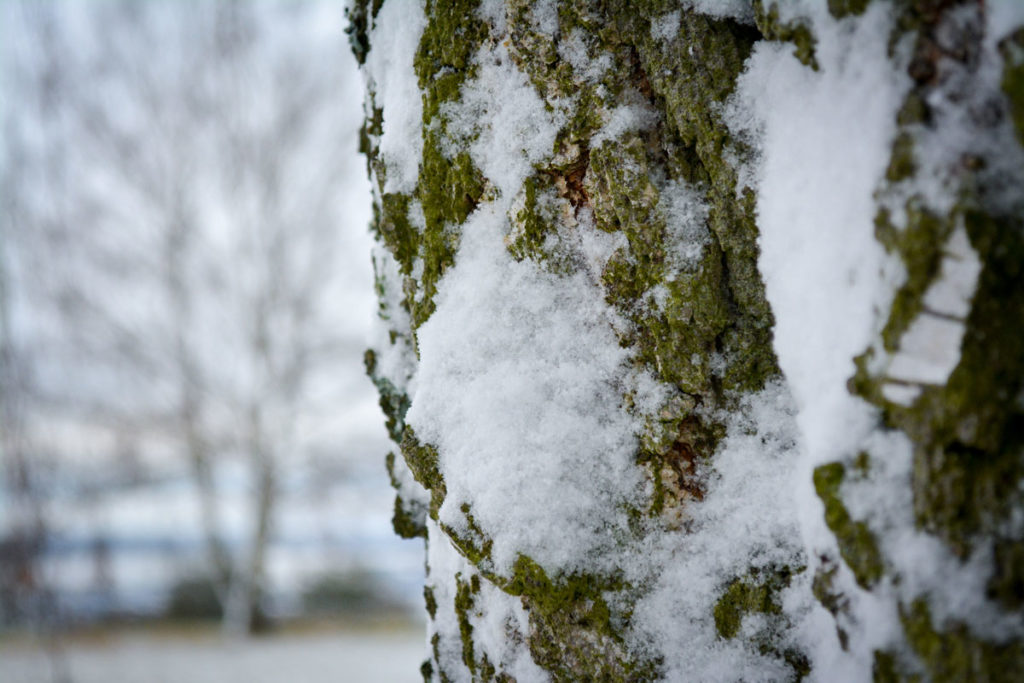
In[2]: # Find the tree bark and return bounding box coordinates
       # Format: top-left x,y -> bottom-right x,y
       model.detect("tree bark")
355,1 -> 1024,680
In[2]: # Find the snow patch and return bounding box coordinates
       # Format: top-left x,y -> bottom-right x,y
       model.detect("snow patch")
591,98 -> 659,148
362,0 -> 426,194
660,179 -> 710,270
629,382 -> 811,681
406,202 -> 647,574
441,43 -> 563,200
369,246 -> 417,396
558,28 -> 611,84
425,520 -> 473,679
650,11 -> 681,43
729,4 -> 911,675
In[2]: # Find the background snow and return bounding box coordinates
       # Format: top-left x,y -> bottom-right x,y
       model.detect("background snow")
0,629 -> 425,683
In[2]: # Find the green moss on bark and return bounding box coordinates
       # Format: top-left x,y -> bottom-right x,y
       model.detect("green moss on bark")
900,599 -> 1024,683
713,565 -> 810,680
714,575 -> 779,639
440,503 -> 495,569
415,0 -> 488,122
828,0 -> 870,19
871,650 -> 904,683
401,4 -> 784,678
364,349 -> 411,444
376,0 -> 490,335
811,559 -> 851,651
391,496 -> 427,540
401,427 -> 447,521
506,555 -> 656,682
454,573 -> 481,674
753,1 -> 818,70
614,6 -> 778,396
1001,28 -> 1024,147
387,449 -> 428,540
898,208 -> 1024,565
813,463 -> 884,589
344,0 -> 382,66
357,1 -> 1024,679
839,2 -> 1024,674
885,133 -> 917,183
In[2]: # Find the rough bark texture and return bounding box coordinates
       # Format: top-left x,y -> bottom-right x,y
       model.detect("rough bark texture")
353,1 -> 1024,680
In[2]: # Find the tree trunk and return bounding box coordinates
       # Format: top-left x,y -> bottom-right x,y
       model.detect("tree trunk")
354,1 -> 1024,679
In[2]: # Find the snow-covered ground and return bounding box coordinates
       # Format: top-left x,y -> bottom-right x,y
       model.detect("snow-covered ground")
0,628 -> 425,683
23,461 -> 425,619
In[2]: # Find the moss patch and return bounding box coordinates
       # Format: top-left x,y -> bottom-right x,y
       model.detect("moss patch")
401,427 -> 447,521
391,490 -> 427,539
505,555 -> 658,682
612,6 -> 779,396
811,558 -> 850,651
827,0 -> 870,19
813,463 -> 884,589
754,0 -> 818,70
365,349 -> 411,444
454,573 -> 481,674
901,599 -> 1024,682
414,0 -> 488,123
440,503 -> 495,569
1001,28 -> 1024,147
714,565 -> 810,680
344,0 -> 383,66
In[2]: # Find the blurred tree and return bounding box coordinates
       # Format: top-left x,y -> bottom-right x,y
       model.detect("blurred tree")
1,0 -> 370,635
301,567 -> 398,617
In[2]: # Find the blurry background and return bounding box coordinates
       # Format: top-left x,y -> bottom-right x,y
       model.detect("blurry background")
0,1 -> 422,680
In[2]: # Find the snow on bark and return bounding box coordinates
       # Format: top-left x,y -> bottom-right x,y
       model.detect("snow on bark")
354,0 -> 1024,680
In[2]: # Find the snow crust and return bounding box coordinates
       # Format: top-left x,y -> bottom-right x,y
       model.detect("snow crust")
879,224 -> 981,404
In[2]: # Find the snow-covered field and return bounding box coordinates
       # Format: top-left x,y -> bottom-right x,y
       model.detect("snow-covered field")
0,628 -> 425,683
